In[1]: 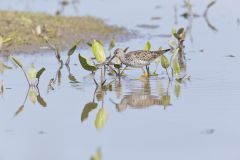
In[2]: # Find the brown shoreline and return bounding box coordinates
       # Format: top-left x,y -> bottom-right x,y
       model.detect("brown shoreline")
0,11 -> 133,56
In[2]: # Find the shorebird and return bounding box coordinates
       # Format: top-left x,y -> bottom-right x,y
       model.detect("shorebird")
110,48 -> 170,76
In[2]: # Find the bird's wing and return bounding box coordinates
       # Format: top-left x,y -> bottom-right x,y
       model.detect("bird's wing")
126,50 -> 159,61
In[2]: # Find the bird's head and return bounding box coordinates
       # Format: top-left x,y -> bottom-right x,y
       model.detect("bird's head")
113,48 -> 125,58
108,48 -> 125,62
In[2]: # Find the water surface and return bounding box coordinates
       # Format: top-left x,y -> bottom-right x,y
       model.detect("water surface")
1,0 -> 240,160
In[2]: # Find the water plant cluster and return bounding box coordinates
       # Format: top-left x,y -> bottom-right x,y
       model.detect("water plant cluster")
0,27 -> 188,129
78,27 -> 187,84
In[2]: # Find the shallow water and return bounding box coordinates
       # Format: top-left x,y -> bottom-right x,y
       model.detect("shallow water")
1,0 -> 240,160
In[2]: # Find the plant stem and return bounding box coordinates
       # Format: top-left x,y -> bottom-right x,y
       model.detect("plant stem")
20,67 -> 30,86
100,67 -> 103,86
165,69 -> 171,81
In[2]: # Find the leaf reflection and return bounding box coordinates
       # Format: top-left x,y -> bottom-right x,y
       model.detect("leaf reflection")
95,108 -> 107,130
14,86 -> 47,117
81,102 -> 97,122
91,148 -> 102,160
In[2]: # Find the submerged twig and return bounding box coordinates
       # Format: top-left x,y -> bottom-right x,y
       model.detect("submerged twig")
203,1 -> 217,31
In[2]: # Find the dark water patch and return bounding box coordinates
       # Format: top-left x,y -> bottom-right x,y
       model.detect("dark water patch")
225,54 -> 236,58
136,24 -> 159,29
151,16 -> 162,20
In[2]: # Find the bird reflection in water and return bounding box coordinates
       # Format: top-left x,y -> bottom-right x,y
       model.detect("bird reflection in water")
114,93 -> 162,112
111,77 -> 164,112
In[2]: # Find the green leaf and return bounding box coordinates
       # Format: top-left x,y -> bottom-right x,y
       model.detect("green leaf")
91,148 -> 102,160
95,108 -> 107,130
36,67 -> 46,79
161,55 -> 170,69
173,33 -> 179,39
171,48 -> 179,59
108,38 -> 115,51
173,59 -> 180,77
91,40 -> 106,63
162,95 -> 170,107
169,40 -> 177,48
68,74 -> 79,83
96,40 -> 104,46
81,102 -> 98,122
86,42 -> 92,47
10,56 -> 23,68
14,105 -> 24,117
144,41 -> 151,51
179,31 -> 186,40
114,64 -> 121,69
67,41 -> 80,56
27,64 -> 37,81
152,71 -> 158,76
174,82 -> 181,98
37,95 -> 47,107
96,90 -> 105,101
28,87 -> 38,104
0,62 -> 12,74
58,70 -> 62,84
172,27 -> 177,35
2,64 -> 12,70
78,54 -> 97,71
0,81 -> 4,94
177,28 -> 184,35
172,27 -> 179,39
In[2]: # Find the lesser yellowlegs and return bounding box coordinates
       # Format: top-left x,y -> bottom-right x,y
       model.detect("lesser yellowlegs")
110,48 -> 170,76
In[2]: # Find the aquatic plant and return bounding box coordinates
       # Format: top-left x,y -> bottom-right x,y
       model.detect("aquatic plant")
9,56 -> 45,86
45,39 -> 80,92
81,85 -> 111,130
78,27 -> 187,86
79,39 -> 116,86
6,56 -> 47,116
14,85 -> 47,117
91,148 -> 102,160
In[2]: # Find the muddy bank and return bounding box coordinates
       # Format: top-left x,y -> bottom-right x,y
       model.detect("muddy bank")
0,11 -> 133,55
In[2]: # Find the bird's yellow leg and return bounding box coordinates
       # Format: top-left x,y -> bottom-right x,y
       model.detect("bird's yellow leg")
141,67 -> 148,77
135,67 -> 148,81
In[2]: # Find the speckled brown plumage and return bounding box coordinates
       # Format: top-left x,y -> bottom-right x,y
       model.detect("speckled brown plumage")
113,48 -> 170,68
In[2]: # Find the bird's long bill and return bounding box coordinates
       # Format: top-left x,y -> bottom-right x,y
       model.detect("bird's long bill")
163,48 -> 171,53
